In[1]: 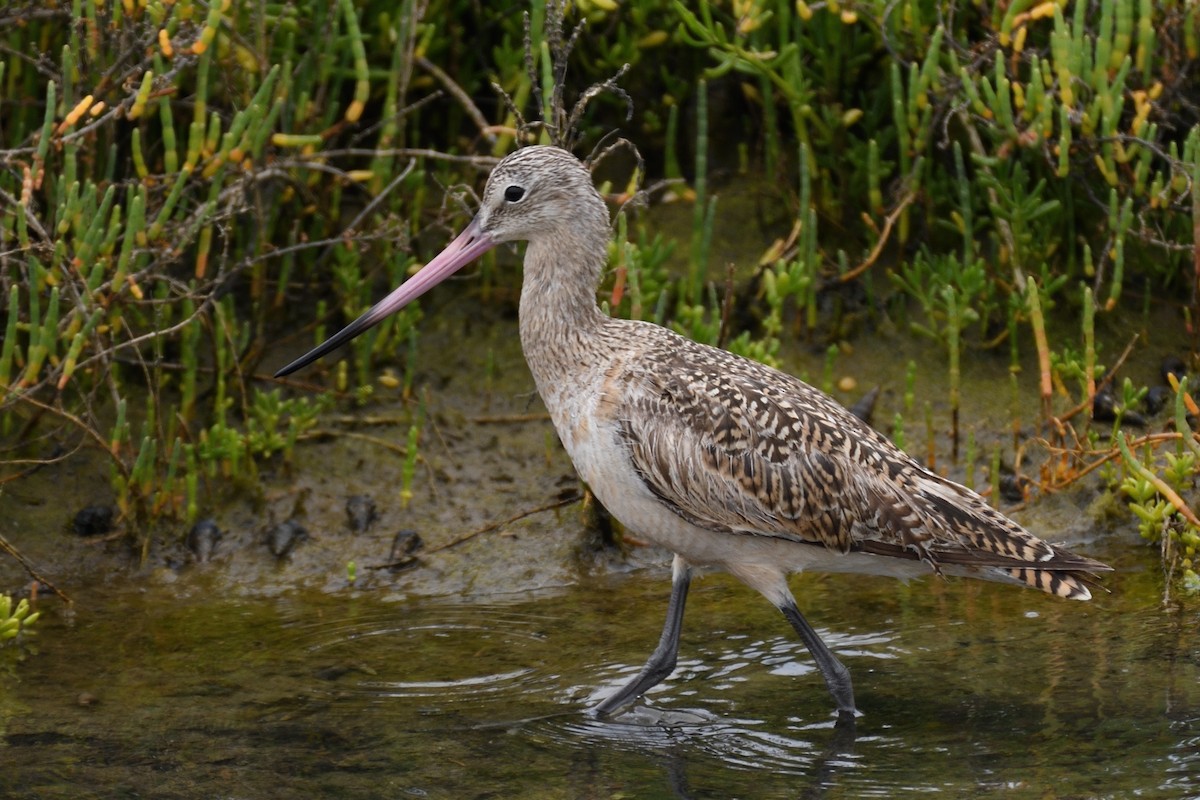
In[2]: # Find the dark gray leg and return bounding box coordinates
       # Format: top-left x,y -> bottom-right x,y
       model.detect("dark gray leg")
591,555 -> 692,718
779,598 -> 857,718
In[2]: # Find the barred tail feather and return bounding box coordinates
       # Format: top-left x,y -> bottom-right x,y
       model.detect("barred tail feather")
1003,566 -> 1100,600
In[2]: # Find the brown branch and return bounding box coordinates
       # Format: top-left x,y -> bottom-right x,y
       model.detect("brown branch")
424,492 -> 582,554
0,532 -> 72,605
333,159 -> 416,238
0,388 -> 125,475
314,148 -> 499,168
468,412 -> 551,424
296,429 -> 410,458
416,57 -> 494,144
839,190 -> 916,283
1042,431 -> 1187,491
0,440 -> 84,484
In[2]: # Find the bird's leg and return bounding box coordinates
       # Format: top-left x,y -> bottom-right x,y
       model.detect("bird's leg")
590,555 -> 692,719
779,597 -> 857,718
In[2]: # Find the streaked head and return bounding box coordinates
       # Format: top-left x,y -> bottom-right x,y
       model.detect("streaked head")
475,145 -> 608,244
274,145 -> 606,377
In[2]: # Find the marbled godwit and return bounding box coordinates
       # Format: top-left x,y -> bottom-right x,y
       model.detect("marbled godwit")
275,145 -> 1111,719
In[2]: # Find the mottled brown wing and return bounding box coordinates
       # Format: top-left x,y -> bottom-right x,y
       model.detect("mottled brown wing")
613,338 -> 1110,597
614,344 -> 927,554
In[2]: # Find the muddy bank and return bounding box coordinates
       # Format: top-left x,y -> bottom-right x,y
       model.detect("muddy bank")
2,283 -> 1168,604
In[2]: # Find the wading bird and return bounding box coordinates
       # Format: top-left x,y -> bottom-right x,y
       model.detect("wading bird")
275,146 -> 1111,720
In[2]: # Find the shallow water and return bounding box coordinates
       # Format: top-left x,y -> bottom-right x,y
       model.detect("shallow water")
3,537 -> 1197,799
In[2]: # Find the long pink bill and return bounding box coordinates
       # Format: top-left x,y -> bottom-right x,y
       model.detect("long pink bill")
274,217 -> 496,377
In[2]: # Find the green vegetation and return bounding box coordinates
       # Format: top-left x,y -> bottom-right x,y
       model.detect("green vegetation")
1117,378 -> 1200,596
0,593 -> 38,645
2,0 -> 1200,595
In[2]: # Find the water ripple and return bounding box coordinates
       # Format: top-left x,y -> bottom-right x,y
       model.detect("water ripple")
543,709 -> 850,777
280,603 -> 567,726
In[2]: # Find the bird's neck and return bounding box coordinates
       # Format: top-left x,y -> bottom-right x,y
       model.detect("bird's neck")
518,234 -> 611,397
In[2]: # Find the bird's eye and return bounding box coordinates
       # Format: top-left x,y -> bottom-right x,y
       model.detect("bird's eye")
504,185 -> 526,203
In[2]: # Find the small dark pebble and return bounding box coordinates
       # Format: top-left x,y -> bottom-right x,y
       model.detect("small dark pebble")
1092,389 -> 1146,427
1145,385 -> 1173,416
11,581 -> 51,600
1121,409 -> 1148,427
1092,389 -> 1119,422
345,495 -> 379,533
186,519 -> 223,563
848,386 -> 880,426
266,519 -> 308,558
72,505 -> 114,536
998,473 -> 1029,504
1162,355 -> 1187,385
387,529 -> 424,570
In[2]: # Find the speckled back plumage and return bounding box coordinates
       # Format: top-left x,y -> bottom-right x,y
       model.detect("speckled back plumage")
607,323 -> 1104,599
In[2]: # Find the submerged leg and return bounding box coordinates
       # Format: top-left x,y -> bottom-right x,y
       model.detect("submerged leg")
779,597 -> 856,718
591,555 -> 692,718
